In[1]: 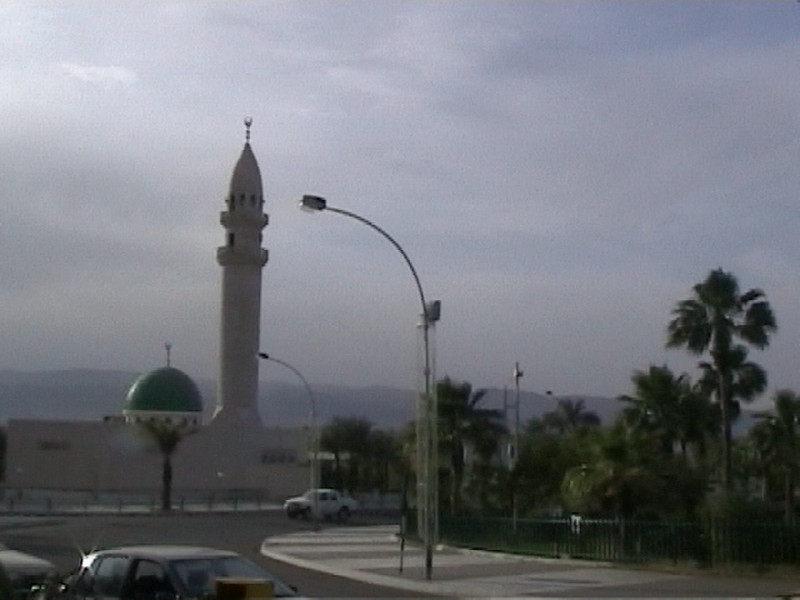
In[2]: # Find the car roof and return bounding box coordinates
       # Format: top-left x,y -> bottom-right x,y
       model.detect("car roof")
0,549 -> 55,574
87,546 -> 239,561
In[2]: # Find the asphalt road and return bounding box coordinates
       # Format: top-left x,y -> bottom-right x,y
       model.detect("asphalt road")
5,512 -> 800,598
0,511 -> 442,599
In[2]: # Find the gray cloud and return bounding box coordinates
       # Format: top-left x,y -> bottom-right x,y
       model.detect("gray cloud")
2,1 -> 798,405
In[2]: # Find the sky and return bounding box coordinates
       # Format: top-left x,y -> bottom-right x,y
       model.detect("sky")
2,1 -> 799,406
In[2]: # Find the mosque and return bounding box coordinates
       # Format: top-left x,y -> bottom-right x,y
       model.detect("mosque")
4,121 -> 309,500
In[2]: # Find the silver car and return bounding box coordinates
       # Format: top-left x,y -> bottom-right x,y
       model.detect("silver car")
0,546 -> 56,598
50,545 -> 297,599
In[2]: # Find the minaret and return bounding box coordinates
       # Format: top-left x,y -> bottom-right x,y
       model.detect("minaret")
214,118 -> 268,424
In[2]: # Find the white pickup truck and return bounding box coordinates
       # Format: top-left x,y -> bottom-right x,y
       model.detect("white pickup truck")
283,488 -> 358,521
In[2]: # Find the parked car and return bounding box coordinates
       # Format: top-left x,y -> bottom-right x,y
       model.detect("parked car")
0,546 -> 56,599
283,488 -> 358,521
38,545 -> 297,600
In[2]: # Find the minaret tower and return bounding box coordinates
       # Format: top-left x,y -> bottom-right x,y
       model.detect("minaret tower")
214,118 -> 268,424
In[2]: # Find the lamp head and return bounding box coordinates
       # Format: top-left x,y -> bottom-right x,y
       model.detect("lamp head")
300,195 -> 327,211
257,352 -> 269,360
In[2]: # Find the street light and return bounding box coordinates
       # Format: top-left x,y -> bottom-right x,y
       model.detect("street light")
511,362 -> 523,534
257,352 -> 320,531
299,194 -> 440,580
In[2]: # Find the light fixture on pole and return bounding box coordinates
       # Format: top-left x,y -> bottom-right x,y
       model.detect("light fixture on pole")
257,352 -> 320,531
511,361 -> 523,534
299,194 -> 440,580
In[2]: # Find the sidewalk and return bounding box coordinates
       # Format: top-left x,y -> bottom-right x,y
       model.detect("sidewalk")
261,525 -> 800,598
260,525 -> 703,598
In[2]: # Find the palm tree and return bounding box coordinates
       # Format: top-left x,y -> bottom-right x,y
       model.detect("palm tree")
437,377 -> 507,514
744,419 -> 778,501
395,421 -> 417,513
666,268 -> 776,492
0,427 -> 6,482
515,426 -> 583,515
320,417 -> 374,492
754,389 -> 800,521
561,420 -> 663,520
541,398 -> 601,435
364,429 -> 400,492
696,343 -> 767,422
140,420 -> 194,511
619,365 -> 715,458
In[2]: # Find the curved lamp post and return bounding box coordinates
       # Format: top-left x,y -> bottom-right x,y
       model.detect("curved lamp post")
258,352 -> 320,531
299,194 -> 439,579
511,362 -> 523,534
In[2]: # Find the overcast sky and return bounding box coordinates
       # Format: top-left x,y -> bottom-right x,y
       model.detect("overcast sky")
2,1 -> 799,406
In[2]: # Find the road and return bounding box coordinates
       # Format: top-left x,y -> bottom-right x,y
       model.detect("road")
4,511 -> 800,598
0,511 -> 441,598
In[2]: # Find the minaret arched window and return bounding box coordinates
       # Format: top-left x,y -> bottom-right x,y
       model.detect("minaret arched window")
227,233 -> 235,247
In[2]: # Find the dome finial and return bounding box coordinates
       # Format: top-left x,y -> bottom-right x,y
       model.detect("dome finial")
244,116 -> 253,143
165,342 -> 172,367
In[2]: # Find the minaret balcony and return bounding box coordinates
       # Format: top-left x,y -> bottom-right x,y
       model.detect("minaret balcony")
220,211 -> 268,230
217,246 -> 269,267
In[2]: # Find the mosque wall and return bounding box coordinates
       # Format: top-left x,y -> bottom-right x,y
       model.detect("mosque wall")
5,419 -> 308,501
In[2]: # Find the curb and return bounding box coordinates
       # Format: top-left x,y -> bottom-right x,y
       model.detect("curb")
259,540 -> 454,596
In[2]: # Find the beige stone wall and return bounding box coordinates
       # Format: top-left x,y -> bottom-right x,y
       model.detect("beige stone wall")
5,418 -> 308,501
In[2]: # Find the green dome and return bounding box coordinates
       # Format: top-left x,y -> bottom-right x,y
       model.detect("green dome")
124,367 -> 203,413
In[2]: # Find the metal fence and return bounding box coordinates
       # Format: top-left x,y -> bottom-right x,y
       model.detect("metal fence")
407,513 -> 800,568
0,488 -> 277,516
0,488 -> 403,517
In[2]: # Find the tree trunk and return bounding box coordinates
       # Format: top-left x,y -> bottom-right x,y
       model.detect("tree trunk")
452,442 -> 464,515
162,456 -> 172,512
333,452 -> 342,490
718,371 -> 733,493
784,470 -> 794,523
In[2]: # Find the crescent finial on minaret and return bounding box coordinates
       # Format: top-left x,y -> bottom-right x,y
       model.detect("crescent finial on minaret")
244,117 -> 253,142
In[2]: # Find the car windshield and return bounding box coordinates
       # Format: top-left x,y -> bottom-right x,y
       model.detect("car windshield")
170,556 -> 295,598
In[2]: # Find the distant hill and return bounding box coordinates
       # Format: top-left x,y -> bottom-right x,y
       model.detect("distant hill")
0,369 -> 141,422
0,368 -> 421,428
0,368 -> 761,434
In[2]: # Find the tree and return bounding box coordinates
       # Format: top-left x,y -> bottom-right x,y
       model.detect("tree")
0,426 -> 6,482
666,268 -> 776,492
697,343 -> 767,420
619,365 -> 715,458
753,389 -> 800,521
561,419 -> 663,519
364,429 -> 401,492
437,377 -> 507,514
139,420 -> 195,511
515,427 -> 583,516
320,417 -> 374,492
743,419 -> 778,502
541,398 -> 601,435
395,421 -> 417,511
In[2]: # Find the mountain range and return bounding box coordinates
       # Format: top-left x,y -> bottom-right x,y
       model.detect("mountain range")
0,369 -> 759,434
0,368 -> 623,430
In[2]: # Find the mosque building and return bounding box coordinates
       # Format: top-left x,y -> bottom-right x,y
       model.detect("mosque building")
4,122 -> 308,500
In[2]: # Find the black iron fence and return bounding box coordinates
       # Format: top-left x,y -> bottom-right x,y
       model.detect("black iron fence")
406,513 -> 800,569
